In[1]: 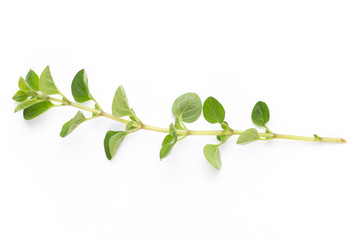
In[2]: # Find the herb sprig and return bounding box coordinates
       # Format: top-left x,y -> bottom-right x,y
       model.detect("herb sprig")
13,66 -> 346,170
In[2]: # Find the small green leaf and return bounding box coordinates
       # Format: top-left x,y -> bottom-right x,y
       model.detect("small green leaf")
216,134 -> 231,143
129,109 -> 138,122
125,121 -> 139,131
14,98 -> 43,113
26,69 -> 39,91
60,111 -> 86,137
216,121 -> 232,143
160,123 -> 178,159
169,123 -> 177,138
129,116 -> 137,122
12,90 -> 29,102
92,103 -> 101,117
160,136 -> 176,159
104,131 -> 119,160
23,101 -> 54,120
109,131 -> 128,158
172,93 -> 202,123
39,66 -> 60,95
314,134 -> 320,141
18,77 -> 33,93
112,86 -> 134,117
236,128 -> 260,145
221,121 -> 229,130
162,134 -> 174,145
251,101 -> 270,127
174,118 -> 185,130
203,144 -> 222,170
71,69 -> 92,103
104,131 -> 128,160
216,135 -> 223,142
203,97 -> 225,124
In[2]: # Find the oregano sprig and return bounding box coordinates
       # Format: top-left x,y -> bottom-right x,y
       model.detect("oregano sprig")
13,67 -> 346,170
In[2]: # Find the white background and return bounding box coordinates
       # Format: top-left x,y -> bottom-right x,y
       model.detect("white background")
1,1 -> 359,239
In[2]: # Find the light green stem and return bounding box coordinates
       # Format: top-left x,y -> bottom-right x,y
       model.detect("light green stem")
47,96 -> 346,143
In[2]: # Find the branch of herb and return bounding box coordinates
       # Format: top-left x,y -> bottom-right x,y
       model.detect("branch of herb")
45,94 -> 344,142
13,66 -> 346,170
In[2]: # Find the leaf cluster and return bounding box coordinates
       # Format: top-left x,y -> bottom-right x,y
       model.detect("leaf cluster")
159,93 -> 272,170
13,67 -> 57,119
13,66 -> 274,170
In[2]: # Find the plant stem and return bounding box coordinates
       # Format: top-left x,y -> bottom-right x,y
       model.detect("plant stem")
47,96 -> 346,143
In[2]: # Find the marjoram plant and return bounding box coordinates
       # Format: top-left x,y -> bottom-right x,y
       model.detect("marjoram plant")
13,66 -> 346,170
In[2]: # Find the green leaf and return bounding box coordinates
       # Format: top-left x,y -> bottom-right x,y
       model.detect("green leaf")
251,101 -> 270,127
203,144 -> 222,170
26,69 -> 39,91
221,121 -> 229,130
172,93 -> 202,123
92,103 -> 101,117
129,109 -> 138,122
23,101 -> 54,120
14,98 -> 43,113
174,118 -> 185,130
60,111 -> 86,137
203,96 -> 225,124
160,135 -> 176,159
162,134 -> 174,145
168,123 -> 177,138
39,66 -> 60,95
125,121 -> 139,131
12,90 -> 29,102
108,131 -> 128,158
216,121 -> 232,143
112,86 -> 134,117
216,134 -> 231,143
129,115 -> 137,122
71,69 -> 92,103
236,128 -> 260,145
314,134 -> 320,141
18,77 -> 33,93
104,131 -> 119,160
160,123 -> 178,159
104,131 -> 128,160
